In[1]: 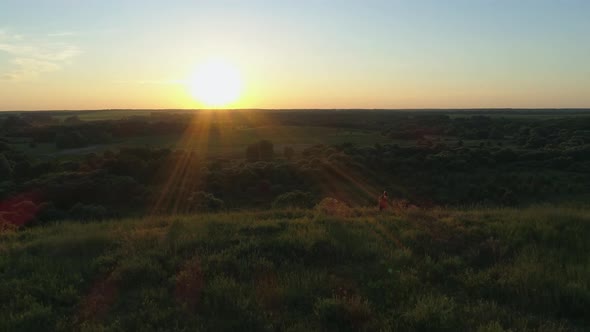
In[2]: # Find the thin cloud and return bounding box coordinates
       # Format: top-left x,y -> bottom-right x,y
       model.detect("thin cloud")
1,58 -> 60,80
0,29 -> 81,81
0,43 -> 36,55
111,79 -> 185,86
47,31 -> 78,37
136,79 -> 185,85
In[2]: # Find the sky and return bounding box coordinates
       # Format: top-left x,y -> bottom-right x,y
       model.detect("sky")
0,0 -> 589,110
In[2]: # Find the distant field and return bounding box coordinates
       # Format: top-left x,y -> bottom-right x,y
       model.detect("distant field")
447,112 -> 590,120
3,109 -> 589,122
52,110 -> 157,121
10,125 -> 507,160
1,206 -> 588,331
10,126 -> 391,159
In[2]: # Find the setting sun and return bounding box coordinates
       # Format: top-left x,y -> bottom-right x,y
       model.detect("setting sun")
187,60 -> 242,108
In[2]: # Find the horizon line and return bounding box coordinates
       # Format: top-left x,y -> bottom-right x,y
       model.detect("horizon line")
2,107 -> 590,113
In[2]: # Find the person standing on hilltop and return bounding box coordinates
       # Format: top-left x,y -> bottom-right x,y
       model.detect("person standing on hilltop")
378,191 -> 389,211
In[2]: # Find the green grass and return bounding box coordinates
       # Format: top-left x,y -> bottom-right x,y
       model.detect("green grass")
1,206 -> 588,331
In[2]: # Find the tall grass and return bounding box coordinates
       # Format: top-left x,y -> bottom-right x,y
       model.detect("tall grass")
0,206 -> 588,331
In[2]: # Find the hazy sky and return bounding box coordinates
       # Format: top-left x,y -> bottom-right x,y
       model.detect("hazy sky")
1,0 -> 589,110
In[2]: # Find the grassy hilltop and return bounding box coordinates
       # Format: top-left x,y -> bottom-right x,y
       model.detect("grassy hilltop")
1,205 -> 588,331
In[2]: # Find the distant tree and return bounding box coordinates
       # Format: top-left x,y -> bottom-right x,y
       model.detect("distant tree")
0,153 -> 13,180
259,140 -> 274,160
525,135 -> 547,149
36,202 -> 67,223
257,179 -> 272,195
0,141 -> 11,152
103,150 -> 115,159
63,115 -> 83,125
59,161 -> 80,172
209,125 -> 221,139
284,146 -> 295,160
68,203 -> 109,221
272,190 -> 315,209
418,139 -> 433,148
489,127 -> 504,139
187,191 -> 224,212
501,189 -> 517,205
56,131 -> 87,149
2,115 -> 29,131
246,145 -> 257,161
246,140 -> 274,161
85,130 -> 112,144
13,161 -> 32,179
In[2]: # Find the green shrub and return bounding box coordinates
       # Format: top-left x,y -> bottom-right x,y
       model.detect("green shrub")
314,295 -> 373,331
68,203 -> 109,221
187,191 -> 224,212
0,153 -> 13,180
314,197 -> 352,217
476,321 -> 511,332
272,190 -> 315,209
403,294 -> 459,331
200,276 -> 267,331
112,256 -> 166,288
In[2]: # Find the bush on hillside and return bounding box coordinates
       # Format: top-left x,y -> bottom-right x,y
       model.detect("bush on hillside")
402,294 -> 459,331
272,190 -> 315,209
314,295 -> 373,331
187,191 -> 224,212
36,202 -> 67,224
0,153 -> 13,180
314,197 -> 353,217
69,203 -> 109,221
0,199 -> 40,227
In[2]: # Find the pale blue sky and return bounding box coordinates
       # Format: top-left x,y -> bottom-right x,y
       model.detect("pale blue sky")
1,0 -> 589,109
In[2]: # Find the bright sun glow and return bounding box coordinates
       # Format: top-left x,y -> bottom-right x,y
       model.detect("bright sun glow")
187,60 -> 242,108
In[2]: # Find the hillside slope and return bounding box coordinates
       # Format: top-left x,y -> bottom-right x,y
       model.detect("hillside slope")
1,207 -> 589,331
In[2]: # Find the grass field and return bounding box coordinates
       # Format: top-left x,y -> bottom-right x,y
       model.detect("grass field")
1,206 -> 588,331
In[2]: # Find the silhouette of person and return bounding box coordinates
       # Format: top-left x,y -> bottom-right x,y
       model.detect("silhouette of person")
378,191 -> 389,211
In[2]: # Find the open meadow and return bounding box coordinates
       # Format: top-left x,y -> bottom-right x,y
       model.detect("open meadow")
1,205 -> 589,331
